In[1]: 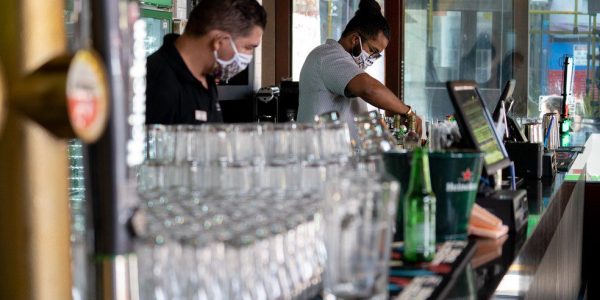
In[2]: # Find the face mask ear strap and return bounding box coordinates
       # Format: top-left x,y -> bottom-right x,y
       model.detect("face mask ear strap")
229,37 -> 254,63
215,36 -> 238,65
228,37 -> 241,55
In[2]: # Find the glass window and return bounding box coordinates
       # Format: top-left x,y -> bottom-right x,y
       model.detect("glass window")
141,9 -> 173,57
404,0 -> 515,120
65,0 -> 91,51
528,0 -> 600,120
292,0 -> 385,84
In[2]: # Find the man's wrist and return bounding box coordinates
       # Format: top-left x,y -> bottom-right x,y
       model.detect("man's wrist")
403,105 -> 413,115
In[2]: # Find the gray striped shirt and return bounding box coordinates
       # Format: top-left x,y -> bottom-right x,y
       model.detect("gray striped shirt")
297,39 -> 365,139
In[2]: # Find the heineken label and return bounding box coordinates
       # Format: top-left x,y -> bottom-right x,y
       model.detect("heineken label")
445,167 -> 478,192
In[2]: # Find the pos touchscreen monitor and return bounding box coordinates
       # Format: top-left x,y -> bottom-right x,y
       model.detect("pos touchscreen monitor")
492,79 -> 516,122
447,81 -> 512,175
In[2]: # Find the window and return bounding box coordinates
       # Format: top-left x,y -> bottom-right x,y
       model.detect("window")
404,0 -> 515,120
529,0 -> 600,120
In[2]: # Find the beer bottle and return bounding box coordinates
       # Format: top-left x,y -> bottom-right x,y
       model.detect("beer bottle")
403,114 -> 420,150
392,114 -> 406,146
403,147 -> 436,262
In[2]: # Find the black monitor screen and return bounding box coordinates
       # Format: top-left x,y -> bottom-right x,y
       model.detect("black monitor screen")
493,79 -> 516,123
447,81 -> 511,175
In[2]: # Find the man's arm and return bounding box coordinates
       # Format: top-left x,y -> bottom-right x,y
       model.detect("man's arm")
346,73 -> 422,134
345,73 -> 410,114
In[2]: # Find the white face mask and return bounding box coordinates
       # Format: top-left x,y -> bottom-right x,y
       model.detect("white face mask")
352,36 -> 377,70
214,38 -> 254,83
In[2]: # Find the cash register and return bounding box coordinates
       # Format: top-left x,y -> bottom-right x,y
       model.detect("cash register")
446,81 -> 528,233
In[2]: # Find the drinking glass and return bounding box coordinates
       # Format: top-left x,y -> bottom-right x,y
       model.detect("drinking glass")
180,233 -> 221,300
253,224 -> 285,300
295,124 -> 324,196
137,161 -> 166,202
230,124 -> 259,167
136,233 -> 173,300
146,124 -> 176,163
321,122 -> 352,164
322,172 -> 399,300
174,125 -> 201,163
268,220 -> 295,300
263,124 -> 292,197
299,124 -> 323,166
223,229 -> 267,300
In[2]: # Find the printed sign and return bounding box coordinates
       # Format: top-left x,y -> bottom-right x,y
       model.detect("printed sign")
573,44 -> 587,66
195,110 -> 207,122
66,49 -> 109,143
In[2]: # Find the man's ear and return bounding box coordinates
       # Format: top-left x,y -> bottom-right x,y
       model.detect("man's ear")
208,29 -> 229,52
352,32 -> 360,45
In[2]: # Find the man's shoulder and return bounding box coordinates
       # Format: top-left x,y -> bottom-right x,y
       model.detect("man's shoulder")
303,41 -> 346,71
147,49 -> 176,81
310,40 -> 343,56
147,48 -> 167,68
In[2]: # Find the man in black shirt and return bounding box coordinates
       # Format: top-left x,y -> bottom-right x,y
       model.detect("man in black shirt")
146,0 -> 267,124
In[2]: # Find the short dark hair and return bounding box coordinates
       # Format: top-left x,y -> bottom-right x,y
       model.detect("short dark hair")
185,0 -> 267,38
341,0 -> 391,41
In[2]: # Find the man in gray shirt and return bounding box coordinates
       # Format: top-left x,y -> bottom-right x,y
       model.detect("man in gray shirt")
297,0 -> 421,140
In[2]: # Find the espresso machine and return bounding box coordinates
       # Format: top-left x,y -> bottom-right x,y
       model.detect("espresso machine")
255,86 -> 280,122
254,80 -> 299,123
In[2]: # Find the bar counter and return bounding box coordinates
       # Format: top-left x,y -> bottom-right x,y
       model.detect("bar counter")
442,127 -> 600,299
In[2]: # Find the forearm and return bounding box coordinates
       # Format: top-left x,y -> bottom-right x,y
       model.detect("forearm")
347,74 -> 411,114
359,85 -> 410,114
347,74 -> 423,134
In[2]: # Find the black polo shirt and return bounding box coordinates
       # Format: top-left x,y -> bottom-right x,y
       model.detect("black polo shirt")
146,34 -> 223,124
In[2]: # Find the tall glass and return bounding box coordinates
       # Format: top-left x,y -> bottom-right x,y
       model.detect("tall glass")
145,124 -> 176,163
322,172 -> 399,300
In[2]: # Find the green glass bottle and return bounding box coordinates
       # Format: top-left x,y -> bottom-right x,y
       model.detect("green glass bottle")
403,147 -> 436,262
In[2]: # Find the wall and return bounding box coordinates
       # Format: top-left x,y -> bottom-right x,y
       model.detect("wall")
261,0 -> 277,87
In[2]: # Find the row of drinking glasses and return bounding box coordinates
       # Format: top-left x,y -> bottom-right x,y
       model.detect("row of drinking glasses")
145,123 -> 351,166
136,191 -> 326,300
135,122 -> 398,300
139,123 -> 352,201
136,122 -> 351,300
136,167 -> 398,300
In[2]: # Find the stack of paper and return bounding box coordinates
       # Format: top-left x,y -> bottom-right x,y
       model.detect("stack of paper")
468,204 -> 509,239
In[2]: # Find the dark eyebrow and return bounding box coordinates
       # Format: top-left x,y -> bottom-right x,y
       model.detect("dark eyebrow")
365,41 -> 380,54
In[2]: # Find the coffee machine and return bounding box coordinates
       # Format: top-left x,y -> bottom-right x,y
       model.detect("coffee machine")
254,81 -> 299,123
255,86 -> 280,122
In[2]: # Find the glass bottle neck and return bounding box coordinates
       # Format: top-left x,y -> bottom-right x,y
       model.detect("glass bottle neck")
407,149 -> 433,194
408,115 -> 417,133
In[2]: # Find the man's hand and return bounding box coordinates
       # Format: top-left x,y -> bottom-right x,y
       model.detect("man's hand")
414,114 -> 423,136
